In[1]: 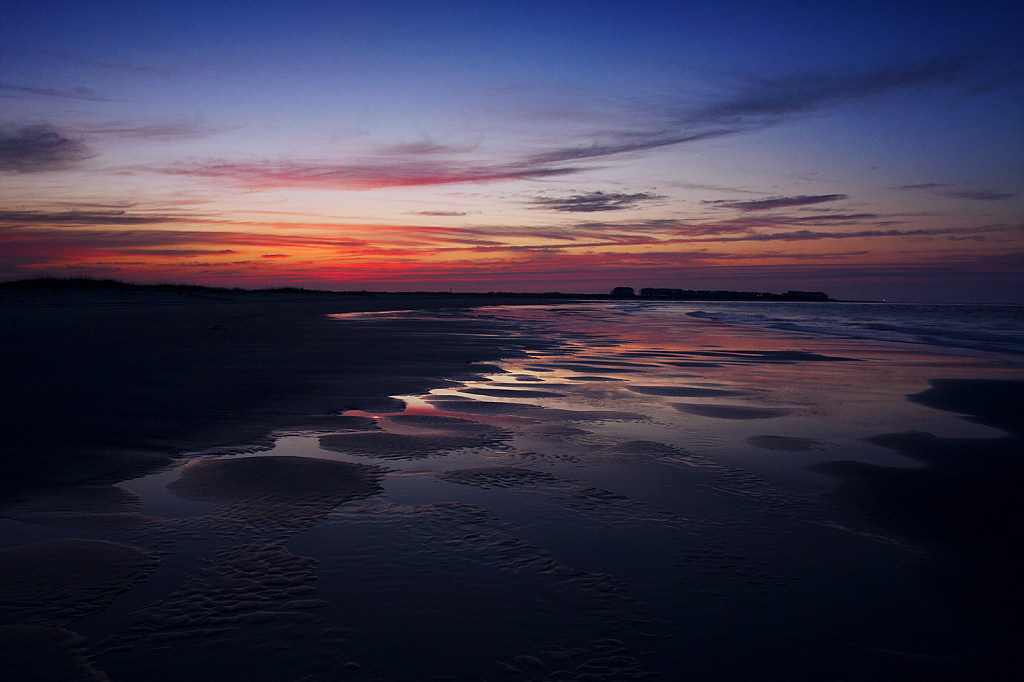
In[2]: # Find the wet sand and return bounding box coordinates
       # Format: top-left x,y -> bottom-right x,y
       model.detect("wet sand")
2,291 -> 1022,681
809,379 -> 1024,677
1,288 -> 565,503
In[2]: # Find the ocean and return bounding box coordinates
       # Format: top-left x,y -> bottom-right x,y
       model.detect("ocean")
679,300 -> 1024,356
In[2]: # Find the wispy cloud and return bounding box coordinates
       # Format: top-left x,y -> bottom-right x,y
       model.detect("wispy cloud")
0,126 -> 93,173
117,248 -> 239,256
40,49 -> 176,76
3,213 -> 1016,292
671,181 -> 763,194
530,191 -> 664,213
160,159 -> 578,190
688,57 -> 976,121
673,226 -> 995,244
525,130 -> 728,164
527,56 -> 1000,166
941,189 -> 1016,201
409,210 -> 468,216
674,213 -> 885,233
897,182 -> 951,190
68,119 -> 233,141
0,83 -> 117,101
962,67 -> 1024,96
380,138 -> 480,155
895,183 -> 1016,201
0,225 -> 370,259
144,56 -> 1008,192
0,208 -> 198,225
702,194 -> 847,211
557,215 -> 1011,247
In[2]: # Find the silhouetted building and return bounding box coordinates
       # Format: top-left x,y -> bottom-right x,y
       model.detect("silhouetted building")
784,290 -> 829,300
611,287 -> 635,297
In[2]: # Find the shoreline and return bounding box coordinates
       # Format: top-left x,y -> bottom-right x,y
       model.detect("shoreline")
1,276 -> 854,303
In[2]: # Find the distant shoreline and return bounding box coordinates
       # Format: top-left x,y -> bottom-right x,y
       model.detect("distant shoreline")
0,276 -> 852,304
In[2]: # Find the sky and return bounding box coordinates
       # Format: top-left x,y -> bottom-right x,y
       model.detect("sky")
1,0 -> 1022,302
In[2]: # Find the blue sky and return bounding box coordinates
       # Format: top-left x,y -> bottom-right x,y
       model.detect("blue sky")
2,0 -> 1022,301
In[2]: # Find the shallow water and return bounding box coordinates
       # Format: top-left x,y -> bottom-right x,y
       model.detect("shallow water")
4,302 -> 1021,681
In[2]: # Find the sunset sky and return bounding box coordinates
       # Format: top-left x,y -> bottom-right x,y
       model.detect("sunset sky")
2,0 -> 1022,301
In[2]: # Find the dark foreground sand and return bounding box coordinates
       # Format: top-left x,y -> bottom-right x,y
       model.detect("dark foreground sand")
0,539 -> 160,681
0,288 -> 570,679
1,287 -> 564,503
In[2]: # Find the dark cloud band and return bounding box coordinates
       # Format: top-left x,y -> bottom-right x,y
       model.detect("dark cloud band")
0,126 -> 93,173
703,194 -> 848,211
941,190 -> 1016,201
530,191 -> 664,213
0,83 -> 117,101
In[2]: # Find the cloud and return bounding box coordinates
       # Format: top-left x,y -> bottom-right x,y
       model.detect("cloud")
667,221 -> 1014,245
703,194 -> 847,211
68,119 -> 233,141
116,249 -> 239,256
381,138 -> 480,155
138,55 -> 1006,192
525,129 -> 729,164
557,215 -> 1010,248
671,181 -> 762,194
897,182 -> 950,190
0,126 -> 93,173
0,83 -> 118,101
530,191 -> 665,213
0,208 -> 193,225
161,159 -> 578,190
0,225 -> 374,276
896,184 -> 1015,201
528,56 -> 992,165
410,210 -> 468,216
962,67 -> 1024,96
3,209 -> 1016,296
689,227 -> 973,243
941,190 -> 1016,201
40,49 -> 176,76
646,213 -> 884,236
687,57 -> 975,122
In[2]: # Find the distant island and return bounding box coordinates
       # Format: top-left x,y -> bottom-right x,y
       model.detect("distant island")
612,287 -> 830,301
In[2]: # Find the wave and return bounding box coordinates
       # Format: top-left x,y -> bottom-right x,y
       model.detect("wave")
676,302 -> 1024,357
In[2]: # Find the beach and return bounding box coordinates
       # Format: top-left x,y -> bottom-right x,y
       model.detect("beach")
1,290 -> 1021,681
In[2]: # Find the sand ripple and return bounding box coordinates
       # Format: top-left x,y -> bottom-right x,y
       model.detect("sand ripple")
0,539 -> 160,627
427,395 -> 645,422
320,415 -> 508,459
674,403 -> 792,420
131,542 -> 319,633
167,456 -> 385,528
747,435 -> 828,451
0,626 -> 110,682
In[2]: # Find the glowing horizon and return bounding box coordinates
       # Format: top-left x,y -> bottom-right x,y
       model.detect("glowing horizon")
2,1 -> 1022,302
